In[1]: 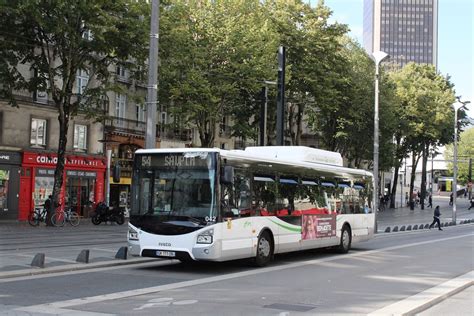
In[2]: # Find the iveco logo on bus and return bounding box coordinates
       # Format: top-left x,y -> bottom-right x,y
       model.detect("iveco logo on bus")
158,242 -> 172,247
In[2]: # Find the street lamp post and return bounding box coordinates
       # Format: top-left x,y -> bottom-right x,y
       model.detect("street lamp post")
452,101 -> 463,224
99,138 -> 119,206
260,80 -> 277,146
372,51 -> 389,230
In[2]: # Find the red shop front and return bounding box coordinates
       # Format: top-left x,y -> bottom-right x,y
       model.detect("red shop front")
18,152 -> 106,221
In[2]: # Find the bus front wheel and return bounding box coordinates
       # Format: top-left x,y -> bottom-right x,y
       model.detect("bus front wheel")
338,225 -> 351,253
255,231 -> 273,267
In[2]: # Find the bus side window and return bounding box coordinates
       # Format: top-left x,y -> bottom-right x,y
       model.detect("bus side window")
251,175 -> 276,217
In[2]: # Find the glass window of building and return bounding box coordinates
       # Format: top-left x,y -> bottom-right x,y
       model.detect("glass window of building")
136,104 -> 145,122
0,169 -> 9,210
30,118 -> 47,147
73,124 -> 88,151
76,69 -> 89,95
116,65 -> 128,80
115,93 -> 126,118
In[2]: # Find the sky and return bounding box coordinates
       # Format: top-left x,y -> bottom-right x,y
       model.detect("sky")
317,0 -> 473,120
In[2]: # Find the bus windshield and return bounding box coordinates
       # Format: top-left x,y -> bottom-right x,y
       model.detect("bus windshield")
130,152 -> 218,233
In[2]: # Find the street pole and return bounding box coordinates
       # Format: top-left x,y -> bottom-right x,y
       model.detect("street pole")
400,174 -> 403,208
259,86 -> 267,146
276,46 -> 286,146
469,158 -> 472,200
145,0 -> 159,149
431,151 -> 434,194
260,81 -> 276,146
372,51 -> 389,230
452,102 -> 462,224
105,149 -> 112,206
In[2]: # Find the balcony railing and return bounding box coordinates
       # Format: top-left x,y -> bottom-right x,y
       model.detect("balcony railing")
104,117 -> 146,135
158,128 -> 193,142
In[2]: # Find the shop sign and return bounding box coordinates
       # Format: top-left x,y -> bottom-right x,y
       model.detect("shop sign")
0,151 -> 22,165
66,170 -> 97,178
24,152 -> 105,168
36,168 -> 55,177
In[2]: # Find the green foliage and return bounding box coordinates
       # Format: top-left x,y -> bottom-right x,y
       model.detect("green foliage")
0,1 -> 148,113
159,0 -> 277,147
444,127 -> 474,184
389,63 -> 456,149
0,0 -> 149,203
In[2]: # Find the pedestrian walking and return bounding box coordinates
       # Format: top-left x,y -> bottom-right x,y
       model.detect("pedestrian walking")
449,193 -> 453,206
468,198 -> 474,210
429,206 -> 442,230
428,194 -> 432,208
405,192 -> 409,206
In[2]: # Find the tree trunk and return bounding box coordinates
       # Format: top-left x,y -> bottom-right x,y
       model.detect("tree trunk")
420,143 -> 429,210
390,164 -> 400,209
295,103 -> 304,146
390,136 -> 403,209
49,103 -> 69,225
409,151 -> 422,210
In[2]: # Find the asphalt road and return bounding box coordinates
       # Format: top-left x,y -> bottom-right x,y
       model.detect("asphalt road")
0,224 -> 472,315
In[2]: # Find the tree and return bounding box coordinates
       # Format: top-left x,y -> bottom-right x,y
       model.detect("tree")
159,0 -> 277,147
444,127 -> 474,185
0,1 -> 148,214
389,63 -> 457,209
262,0 -> 348,146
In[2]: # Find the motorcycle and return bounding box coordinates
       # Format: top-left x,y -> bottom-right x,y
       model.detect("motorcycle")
91,202 -> 125,225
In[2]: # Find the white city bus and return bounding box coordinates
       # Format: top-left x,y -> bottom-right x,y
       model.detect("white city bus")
128,146 -> 375,266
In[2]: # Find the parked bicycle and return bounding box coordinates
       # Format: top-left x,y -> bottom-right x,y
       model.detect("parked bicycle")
28,207 -> 47,226
51,206 -> 80,227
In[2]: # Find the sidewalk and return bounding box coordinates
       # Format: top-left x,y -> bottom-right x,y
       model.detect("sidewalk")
377,195 -> 474,232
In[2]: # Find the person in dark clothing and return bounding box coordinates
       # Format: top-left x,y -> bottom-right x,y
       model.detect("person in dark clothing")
449,193 -> 453,206
44,195 -> 53,226
427,194 -> 432,208
429,206 -> 442,230
44,195 -> 52,211
468,198 -> 474,210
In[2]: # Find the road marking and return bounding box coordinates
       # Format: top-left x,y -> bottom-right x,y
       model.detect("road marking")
14,233 -> 472,315
368,270 -> 474,316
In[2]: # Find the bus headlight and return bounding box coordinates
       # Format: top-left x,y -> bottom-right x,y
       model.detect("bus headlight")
129,227 -> 139,241
197,229 -> 213,244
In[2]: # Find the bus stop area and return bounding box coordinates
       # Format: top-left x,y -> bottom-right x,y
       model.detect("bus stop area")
0,195 -> 472,279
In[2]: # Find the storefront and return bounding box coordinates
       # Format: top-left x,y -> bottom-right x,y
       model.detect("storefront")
18,152 -> 106,221
0,151 -> 21,220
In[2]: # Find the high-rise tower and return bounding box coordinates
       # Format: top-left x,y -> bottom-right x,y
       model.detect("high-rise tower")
363,0 -> 438,69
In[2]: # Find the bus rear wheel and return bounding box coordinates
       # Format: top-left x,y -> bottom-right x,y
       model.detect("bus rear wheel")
338,225 -> 351,253
255,231 -> 273,267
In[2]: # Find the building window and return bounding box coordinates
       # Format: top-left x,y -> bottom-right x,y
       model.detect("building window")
30,118 -> 47,147
136,104 -> 145,122
116,65 -> 128,81
73,124 -> 87,151
76,69 -> 89,95
115,93 -> 126,118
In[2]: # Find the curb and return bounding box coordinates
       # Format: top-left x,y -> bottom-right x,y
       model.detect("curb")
368,271 -> 474,316
379,219 -> 474,233
0,257 -> 157,280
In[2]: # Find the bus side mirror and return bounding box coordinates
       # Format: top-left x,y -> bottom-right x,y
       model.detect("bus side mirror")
220,166 -> 234,184
112,164 -> 121,183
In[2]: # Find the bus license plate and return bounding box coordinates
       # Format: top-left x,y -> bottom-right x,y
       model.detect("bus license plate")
156,250 -> 175,257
